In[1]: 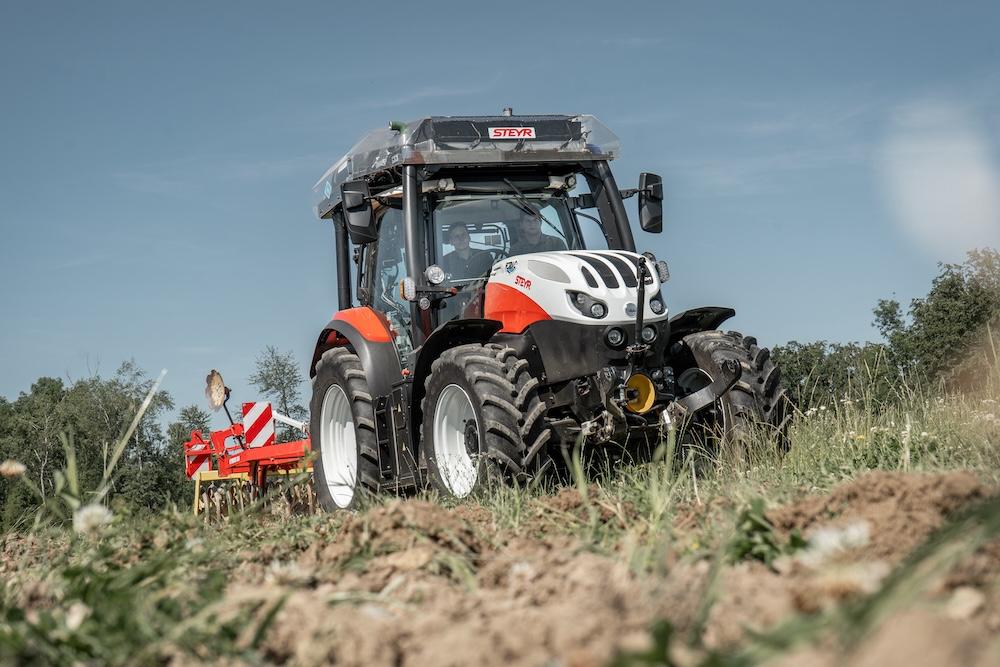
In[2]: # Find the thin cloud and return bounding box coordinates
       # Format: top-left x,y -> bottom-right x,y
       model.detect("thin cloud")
112,152 -> 329,196
359,75 -> 501,111
601,36 -> 663,48
879,99 -> 1000,259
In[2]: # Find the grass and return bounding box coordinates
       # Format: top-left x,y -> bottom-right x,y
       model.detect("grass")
2,366 -> 999,665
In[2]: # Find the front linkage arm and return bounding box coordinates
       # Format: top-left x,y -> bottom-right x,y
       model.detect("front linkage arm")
667,358 -> 742,421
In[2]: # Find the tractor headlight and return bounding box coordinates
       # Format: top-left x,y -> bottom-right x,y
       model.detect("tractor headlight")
400,277 -> 416,301
425,264 -> 445,285
655,260 -> 670,283
641,325 -> 657,343
606,327 -> 625,348
649,297 -> 665,314
567,291 -> 608,319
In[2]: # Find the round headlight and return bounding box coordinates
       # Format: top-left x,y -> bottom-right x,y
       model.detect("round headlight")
425,264 -> 446,285
649,298 -> 664,314
625,302 -> 637,318
606,328 -> 625,347
641,325 -> 657,343
418,296 -> 431,311
590,302 -> 607,318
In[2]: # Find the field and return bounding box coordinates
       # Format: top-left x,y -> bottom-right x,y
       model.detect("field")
3,385 -> 1000,666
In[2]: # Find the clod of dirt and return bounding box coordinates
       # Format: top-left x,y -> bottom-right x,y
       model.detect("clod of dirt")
701,562 -> 798,649
768,471 -> 994,562
301,500 -> 488,574
526,487 -> 639,533
946,586 -> 986,620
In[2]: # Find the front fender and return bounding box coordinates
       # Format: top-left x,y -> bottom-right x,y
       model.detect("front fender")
666,307 -> 736,349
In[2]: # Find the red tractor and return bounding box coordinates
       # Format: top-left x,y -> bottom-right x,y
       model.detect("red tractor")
308,113 -> 789,511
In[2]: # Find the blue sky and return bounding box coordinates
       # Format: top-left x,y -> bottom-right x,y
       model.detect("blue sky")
2,1 -> 999,416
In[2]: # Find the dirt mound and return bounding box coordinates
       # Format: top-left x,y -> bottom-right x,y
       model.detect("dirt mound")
768,470 -> 994,561
298,500 -> 489,591
257,532 -> 660,666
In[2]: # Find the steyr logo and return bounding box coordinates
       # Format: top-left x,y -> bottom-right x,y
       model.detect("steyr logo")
489,127 -> 536,140
514,275 -> 532,290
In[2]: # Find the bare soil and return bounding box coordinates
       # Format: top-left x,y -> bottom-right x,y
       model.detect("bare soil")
5,471 -> 998,665
216,472 -> 1000,666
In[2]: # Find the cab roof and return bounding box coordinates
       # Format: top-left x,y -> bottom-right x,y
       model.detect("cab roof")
314,114 -> 619,218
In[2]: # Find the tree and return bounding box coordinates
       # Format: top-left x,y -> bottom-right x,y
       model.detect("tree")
874,248 -> 1000,387
248,346 -> 307,440
0,362 -> 179,529
771,340 -> 899,411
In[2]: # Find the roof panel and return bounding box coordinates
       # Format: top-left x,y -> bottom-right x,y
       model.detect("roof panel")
314,114 -> 619,218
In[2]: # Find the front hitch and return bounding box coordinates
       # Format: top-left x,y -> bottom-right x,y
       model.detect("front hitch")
667,359 -> 742,421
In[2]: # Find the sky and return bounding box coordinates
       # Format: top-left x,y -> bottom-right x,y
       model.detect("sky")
2,1 -> 999,417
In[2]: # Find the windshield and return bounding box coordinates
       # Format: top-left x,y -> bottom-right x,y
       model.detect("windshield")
431,194 -> 585,285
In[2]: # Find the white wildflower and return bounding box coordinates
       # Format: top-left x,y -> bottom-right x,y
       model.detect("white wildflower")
805,407 -> 818,417
65,602 -> 90,631
819,405 -> 827,412
798,521 -> 870,568
920,431 -> 929,438
73,504 -> 113,535
839,398 -> 853,405
0,459 -> 26,477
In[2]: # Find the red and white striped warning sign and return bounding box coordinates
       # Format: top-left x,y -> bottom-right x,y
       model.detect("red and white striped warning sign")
185,443 -> 211,479
242,402 -> 276,449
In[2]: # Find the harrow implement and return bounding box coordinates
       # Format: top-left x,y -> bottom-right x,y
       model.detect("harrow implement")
184,371 -> 315,518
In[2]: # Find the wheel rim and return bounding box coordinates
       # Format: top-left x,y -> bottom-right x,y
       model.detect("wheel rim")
433,383 -> 479,497
319,384 -> 357,508
677,367 -> 712,395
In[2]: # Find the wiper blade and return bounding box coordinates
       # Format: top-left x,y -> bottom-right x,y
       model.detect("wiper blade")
502,179 -> 566,241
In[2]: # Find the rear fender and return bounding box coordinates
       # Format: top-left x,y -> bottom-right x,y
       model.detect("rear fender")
666,307 -> 736,350
310,307 -> 402,399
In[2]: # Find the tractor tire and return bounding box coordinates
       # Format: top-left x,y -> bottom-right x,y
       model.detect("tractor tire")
421,343 -> 551,498
310,347 -> 381,511
679,330 -> 791,459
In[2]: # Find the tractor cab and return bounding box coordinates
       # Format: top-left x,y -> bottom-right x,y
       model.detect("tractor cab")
313,115 -> 663,357
307,113 -> 789,511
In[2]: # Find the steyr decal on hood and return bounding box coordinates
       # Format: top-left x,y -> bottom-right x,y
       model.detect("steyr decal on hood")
489,127 -> 536,139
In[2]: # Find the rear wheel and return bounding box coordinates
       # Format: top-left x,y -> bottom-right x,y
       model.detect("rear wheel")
679,330 -> 791,460
310,347 -> 380,511
421,343 -> 551,498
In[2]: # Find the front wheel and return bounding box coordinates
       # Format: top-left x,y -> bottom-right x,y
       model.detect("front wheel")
678,330 -> 792,458
421,343 -> 551,498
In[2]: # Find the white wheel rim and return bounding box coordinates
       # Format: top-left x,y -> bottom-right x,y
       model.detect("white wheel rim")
433,383 -> 479,497
319,383 -> 357,508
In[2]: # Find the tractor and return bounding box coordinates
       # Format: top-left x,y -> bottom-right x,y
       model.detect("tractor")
308,113 -> 789,511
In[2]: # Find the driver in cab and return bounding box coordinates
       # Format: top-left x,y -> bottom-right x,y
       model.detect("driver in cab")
442,224 -> 493,281
510,211 -> 567,255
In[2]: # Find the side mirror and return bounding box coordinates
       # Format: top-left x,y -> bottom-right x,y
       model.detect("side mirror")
341,180 -> 378,244
638,173 -> 663,233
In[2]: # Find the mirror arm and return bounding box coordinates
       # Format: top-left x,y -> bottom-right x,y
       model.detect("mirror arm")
619,188 -> 639,199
